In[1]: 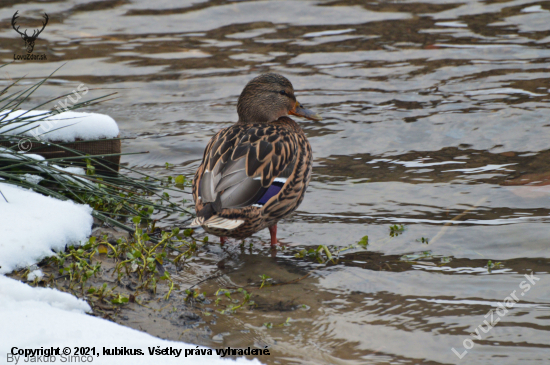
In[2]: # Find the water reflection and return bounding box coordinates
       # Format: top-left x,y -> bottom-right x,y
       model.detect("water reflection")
2,0 -> 550,363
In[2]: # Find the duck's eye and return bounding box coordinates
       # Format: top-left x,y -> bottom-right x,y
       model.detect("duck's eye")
279,90 -> 287,96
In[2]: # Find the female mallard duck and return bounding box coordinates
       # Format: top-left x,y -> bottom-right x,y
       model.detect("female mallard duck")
190,73 -> 320,245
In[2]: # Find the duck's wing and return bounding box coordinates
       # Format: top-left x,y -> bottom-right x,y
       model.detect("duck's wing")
198,122 -> 298,213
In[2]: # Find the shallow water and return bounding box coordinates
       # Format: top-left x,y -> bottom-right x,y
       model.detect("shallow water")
3,0 -> 550,363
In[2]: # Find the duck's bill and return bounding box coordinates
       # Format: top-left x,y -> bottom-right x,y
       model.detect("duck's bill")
290,102 -> 322,121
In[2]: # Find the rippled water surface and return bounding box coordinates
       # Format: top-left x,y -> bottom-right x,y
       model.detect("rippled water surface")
3,0 -> 550,363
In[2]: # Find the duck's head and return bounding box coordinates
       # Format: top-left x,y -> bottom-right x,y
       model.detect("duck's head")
237,73 -> 321,124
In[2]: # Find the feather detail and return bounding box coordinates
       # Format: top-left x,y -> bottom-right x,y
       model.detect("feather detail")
197,120 -> 299,211
189,214 -> 244,231
204,216 -> 244,230
189,216 -> 204,227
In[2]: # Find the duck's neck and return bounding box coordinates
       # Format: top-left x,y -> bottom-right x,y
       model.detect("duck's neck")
237,117 -> 271,125
237,110 -> 288,125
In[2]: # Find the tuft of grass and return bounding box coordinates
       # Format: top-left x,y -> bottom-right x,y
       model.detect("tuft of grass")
418,237 -> 429,244
400,250 -> 433,261
15,217 -> 204,312
294,245 -> 336,264
389,224 -> 405,237
487,260 -> 503,273
264,317 -> 291,329
357,235 -> 369,248
293,236 -> 370,265
215,288 -> 255,314
259,274 -> 272,289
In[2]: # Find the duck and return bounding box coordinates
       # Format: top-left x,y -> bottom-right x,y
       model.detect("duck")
190,73 -> 321,246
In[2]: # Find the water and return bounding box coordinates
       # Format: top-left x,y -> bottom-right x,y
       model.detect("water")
3,0 -> 550,363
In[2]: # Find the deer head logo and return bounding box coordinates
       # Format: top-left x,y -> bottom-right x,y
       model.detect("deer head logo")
12,11 -> 49,54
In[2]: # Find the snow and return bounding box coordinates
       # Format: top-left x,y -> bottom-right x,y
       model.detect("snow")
0,146 -> 86,185
0,149 -> 45,161
0,275 -> 91,313
56,166 -> 86,175
0,276 -> 261,364
0,110 -> 119,142
26,269 -> 44,281
22,173 -> 44,185
0,182 -> 93,274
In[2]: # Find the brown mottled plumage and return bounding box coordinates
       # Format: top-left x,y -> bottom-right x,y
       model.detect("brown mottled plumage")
190,73 -> 320,245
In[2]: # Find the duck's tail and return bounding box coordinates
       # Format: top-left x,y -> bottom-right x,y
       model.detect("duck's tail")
187,202 -> 244,231
187,216 -> 205,228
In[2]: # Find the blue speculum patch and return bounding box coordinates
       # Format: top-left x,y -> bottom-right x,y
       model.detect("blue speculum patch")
256,181 -> 285,205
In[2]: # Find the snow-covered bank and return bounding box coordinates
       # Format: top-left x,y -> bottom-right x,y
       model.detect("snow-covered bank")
0,110 -> 119,142
0,108 -> 261,364
0,182 -> 93,274
0,276 -> 260,364
0,153 -> 260,364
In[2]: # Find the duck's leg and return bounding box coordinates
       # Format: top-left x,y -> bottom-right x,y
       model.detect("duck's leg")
268,225 -> 277,246
220,236 -> 227,245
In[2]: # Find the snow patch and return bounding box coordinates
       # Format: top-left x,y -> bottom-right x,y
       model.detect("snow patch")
0,275 -> 90,313
0,183 -> 93,274
23,174 -> 44,185
0,110 -> 119,142
27,269 -> 44,281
